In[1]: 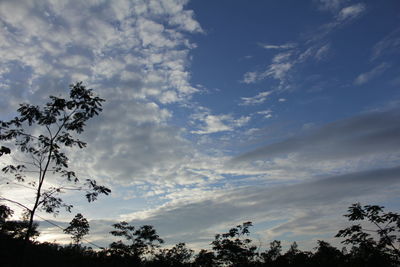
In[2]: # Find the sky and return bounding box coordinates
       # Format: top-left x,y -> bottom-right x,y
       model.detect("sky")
0,0 -> 400,251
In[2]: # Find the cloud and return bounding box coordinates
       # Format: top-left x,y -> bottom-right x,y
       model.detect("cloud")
354,63 -> 389,85
257,110 -> 273,119
240,91 -> 272,106
0,0 -> 206,188
35,161 -> 400,249
371,27 -> 400,61
242,52 -> 294,85
315,0 -> 347,11
114,165 -> 400,247
337,3 -> 366,21
246,2 -> 367,90
314,43 -> 330,61
233,108 -> 400,163
191,112 -> 251,134
260,43 -> 296,50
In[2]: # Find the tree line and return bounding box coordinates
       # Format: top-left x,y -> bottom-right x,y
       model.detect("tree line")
1,202 -> 400,267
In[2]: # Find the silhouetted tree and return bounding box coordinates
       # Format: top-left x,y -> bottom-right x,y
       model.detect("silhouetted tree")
108,221 -> 164,264
194,249 -> 217,267
0,204 -> 13,223
311,240 -> 344,267
64,213 -> 90,244
0,206 -> 39,240
211,221 -> 258,267
260,240 -> 284,266
0,82 -> 111,245
336,203 -> 400,265
283,241 -> 311,266
155,242 -> 194,266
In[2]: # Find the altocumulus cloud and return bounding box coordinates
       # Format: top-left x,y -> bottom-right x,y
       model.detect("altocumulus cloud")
0,0 -> 209,188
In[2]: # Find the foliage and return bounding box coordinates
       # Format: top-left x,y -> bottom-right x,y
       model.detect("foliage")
155,242 -> 194,266
0,82 -> 111,243
108,221 -> 164,262
261,240 -> 282,264
0,205 -> 39,240
194,249 -> 217,267
336,203 -> 400,265
1,202 -> 400,267
211,221 -> 258,266
64,213 -> 90,244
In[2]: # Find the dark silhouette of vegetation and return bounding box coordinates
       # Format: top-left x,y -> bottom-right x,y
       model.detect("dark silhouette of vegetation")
211,221 -> 257,266
64,213 -> 90,244
107,221 -> 164,265
335,203 -> 400,265
0,82 -> 111,247
0,203 -> 399,267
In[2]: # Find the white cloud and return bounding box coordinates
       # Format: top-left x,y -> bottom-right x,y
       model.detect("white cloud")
315,0 -> 347,11
371,27 -> 400,61
242,71 -> 258,84
242,52 -> 294,85
337,3 -> 366,21
190,110 -> 251,135
354,63 -> 389,85
261,43 -> 296,50
315,43 -> 330,61
0,0 -> 207,190
257,110 -> 273,119
240,91 -> 272,105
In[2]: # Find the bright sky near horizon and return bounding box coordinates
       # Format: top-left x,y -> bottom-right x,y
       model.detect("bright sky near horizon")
0,0 -> 400,251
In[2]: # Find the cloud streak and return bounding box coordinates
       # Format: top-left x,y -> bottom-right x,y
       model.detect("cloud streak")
233,108 -> 400,162
354,63 -> 389,85
240,91 -> 272,105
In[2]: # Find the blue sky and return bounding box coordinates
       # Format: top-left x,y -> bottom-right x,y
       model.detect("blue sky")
0,0 -> 400,251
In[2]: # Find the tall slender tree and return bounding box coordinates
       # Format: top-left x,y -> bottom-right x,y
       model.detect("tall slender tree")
0,82 -> 111,244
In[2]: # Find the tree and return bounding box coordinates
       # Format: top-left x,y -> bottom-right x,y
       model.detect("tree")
156,242 -> 194,266
261,240 -> 282,265
64,213 -> 90,244
108,221 -> 164,263
0,205 -> 39,240
336,203 -> 400,264
194,249 -> 216,267
211,221 -> 258,267
0,82 -> 111,244
311,240 -> 344,267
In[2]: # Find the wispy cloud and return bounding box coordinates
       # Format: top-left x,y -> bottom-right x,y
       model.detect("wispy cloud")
354,63 -> 389,85
337,3 -> 366,21
315,0 -> 347,11
242,2 -> 366,89
260,43 -> 296,50
314,43 -> 330,61
240,91 -> 272,105
257,109 -> 273,118
191,112 -> 250,135
242,52 -> 294,85
371,27 -> 400,61
233,108 -> 400,163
